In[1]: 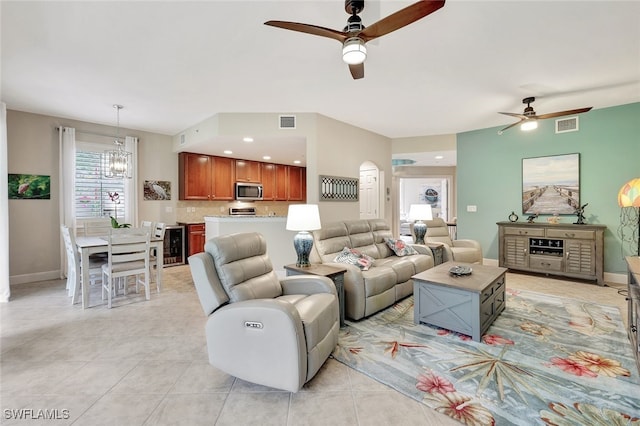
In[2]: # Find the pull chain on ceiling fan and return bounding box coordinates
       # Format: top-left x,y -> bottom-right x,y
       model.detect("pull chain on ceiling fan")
498,97 -> 593,135
264,0 -> 446,80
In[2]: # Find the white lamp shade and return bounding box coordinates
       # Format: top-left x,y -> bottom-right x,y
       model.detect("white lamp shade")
409,204 -> 433,221
286,204 -> 321,231
520,119 -> 538,131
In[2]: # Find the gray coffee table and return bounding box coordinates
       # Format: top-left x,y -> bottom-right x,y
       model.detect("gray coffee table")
412,262 -> 507,342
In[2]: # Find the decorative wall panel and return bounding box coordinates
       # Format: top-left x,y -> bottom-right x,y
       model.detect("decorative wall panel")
319,175 -> 358,202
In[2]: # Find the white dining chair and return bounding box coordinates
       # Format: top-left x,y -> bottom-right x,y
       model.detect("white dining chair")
141,220 -> 155,231
101,228 -> 151,308
83,218 -> 113,236
61,225 -> 104,305
149,222 -> 166,293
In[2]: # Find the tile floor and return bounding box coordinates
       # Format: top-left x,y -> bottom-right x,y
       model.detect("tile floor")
0,266 -> 629,425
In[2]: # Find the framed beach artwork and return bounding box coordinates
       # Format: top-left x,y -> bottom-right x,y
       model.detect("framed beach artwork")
522,153 -> 580,215
8,174 -> 51,200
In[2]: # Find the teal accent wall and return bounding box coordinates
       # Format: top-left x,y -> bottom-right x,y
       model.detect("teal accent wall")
457,102 -> 640,274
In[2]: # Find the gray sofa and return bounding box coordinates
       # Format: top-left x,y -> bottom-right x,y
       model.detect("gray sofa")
310,219 -> 434,320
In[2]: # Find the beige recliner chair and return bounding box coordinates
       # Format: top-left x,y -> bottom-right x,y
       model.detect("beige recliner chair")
425,218 -> 483,264
188,232 -> 339,392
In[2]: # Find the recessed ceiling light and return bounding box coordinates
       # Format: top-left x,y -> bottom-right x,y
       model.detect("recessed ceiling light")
243,137 -> 254,142
262,155 -> 271,160
223,150 -> 233,155
435,155 -> 444,160
293,160 -> 301,164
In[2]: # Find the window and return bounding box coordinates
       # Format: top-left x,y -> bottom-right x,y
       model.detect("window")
75,143 -> 126,220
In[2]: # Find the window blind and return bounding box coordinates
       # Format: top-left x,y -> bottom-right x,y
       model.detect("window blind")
75,150 -> 125,219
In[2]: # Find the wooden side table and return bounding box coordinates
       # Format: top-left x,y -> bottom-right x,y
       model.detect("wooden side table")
284,263 -> 347,327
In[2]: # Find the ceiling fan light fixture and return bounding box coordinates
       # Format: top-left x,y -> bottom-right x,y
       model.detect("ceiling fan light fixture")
342,37 -> 366,65
520,119 -> 538,132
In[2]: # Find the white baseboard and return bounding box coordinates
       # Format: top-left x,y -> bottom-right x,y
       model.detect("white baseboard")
10,270 -> 61,285
604,272 -> 627,285
481,258 -> 626,285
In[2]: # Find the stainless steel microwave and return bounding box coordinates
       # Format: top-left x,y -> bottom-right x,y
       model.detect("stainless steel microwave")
235,182 -> 263,201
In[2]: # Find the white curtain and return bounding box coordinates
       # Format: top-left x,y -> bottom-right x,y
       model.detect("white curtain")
0,103 -> 10,302
59,126 -> 76,278
124,136 -> 139,226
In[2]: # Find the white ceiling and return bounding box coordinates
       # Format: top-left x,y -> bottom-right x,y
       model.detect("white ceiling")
2,1 -> 639,167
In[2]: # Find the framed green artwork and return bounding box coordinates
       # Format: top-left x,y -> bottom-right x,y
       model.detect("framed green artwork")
8,174 -> 51,200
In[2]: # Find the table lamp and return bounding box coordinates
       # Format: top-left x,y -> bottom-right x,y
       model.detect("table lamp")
409,204 -> 433,245
618,177 -> 640,256
286,204 -> 321,267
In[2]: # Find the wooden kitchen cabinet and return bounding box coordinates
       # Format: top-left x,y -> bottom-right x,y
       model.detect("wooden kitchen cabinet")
212,156 -> 235,200
261,163 -> 276,200
179,152 -> 304,202
179,153 -> 211,200
274,164 -> 306,201
275,164 -> 288,201
288,165 -> 304,201
235,160 -> 262,183
178,153 -> 235,200
185,223 -> 206,257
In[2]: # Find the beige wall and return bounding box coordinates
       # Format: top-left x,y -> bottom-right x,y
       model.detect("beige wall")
7,110 -> 175,284
315,114 -> 392,222
7,110 -> 394,284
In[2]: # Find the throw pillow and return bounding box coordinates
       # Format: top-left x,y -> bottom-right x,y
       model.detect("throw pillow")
384,238 -> 418,257
333,247 -> 374,271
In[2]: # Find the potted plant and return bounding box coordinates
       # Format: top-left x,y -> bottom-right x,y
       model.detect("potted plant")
108,191 -> 131,228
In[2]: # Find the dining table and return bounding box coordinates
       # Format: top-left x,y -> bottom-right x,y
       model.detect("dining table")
75,235 -> 164,309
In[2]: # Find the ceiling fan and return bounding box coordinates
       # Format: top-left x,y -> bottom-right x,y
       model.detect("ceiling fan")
498,97 -> 592,135
264,0 -> 446,80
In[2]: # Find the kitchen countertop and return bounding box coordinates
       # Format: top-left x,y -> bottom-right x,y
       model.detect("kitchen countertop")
204,215 -> 286,221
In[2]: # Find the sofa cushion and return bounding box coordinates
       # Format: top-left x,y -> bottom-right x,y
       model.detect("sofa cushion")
384,238 -> 418,256
333,247 -> 374,271
361,267 -> 397,297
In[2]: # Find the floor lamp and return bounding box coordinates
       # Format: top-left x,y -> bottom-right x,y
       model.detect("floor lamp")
618,178 -> 640,256
409,204 -> 433,245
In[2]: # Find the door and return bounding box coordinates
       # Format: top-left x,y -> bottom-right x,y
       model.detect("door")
503,236 -> 528,268
360,167 -> 379,219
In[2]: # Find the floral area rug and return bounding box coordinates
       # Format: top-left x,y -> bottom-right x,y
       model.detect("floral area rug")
332,289 -> 640,425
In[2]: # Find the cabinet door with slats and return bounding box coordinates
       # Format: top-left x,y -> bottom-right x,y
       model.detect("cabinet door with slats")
565,239 -> 596,275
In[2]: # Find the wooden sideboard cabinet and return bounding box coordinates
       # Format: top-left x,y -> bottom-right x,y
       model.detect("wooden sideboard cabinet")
626,256 -> 640,374
497,221 -> 606,285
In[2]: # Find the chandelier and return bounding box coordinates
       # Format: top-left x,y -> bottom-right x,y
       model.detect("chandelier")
103,104 -> 132,179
